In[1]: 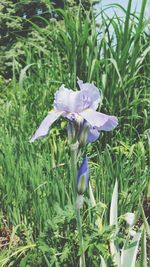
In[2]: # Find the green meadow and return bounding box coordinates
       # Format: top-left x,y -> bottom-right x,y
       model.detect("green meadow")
0,0 -> 149,266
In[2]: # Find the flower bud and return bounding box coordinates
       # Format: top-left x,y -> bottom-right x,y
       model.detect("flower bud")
77,155 -> 89,195
79,121 -> 89,146
67,122 -> 76,142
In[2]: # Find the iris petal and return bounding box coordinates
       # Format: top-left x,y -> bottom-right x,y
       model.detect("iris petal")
98,116 -> 118,131
87,127 -> 100,143
29,110 -> 63,142
80,109 -> 108,128
78,80 -> 101,110
54,85 -> 83,112
80,108 -> 118,131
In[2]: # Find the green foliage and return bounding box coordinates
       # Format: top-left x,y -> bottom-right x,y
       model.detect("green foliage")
0,0 -> 150,266
108,180 -> 147,267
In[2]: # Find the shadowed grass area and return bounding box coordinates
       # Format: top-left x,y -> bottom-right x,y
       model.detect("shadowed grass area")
0,0 -> 149,266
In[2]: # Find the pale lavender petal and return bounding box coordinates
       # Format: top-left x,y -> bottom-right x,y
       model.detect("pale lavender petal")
78,79 -> 101,110
98,116 -> 118,131
29,110 -> 63,142
54,85 -> 83,113
87,127 -> 100,143
80,108 -> 118,131
80,109 -> 108,128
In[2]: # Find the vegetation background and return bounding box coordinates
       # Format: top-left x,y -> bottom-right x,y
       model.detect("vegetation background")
0,0 -> 149,266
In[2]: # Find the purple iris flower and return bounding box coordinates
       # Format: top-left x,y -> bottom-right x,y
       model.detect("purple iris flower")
77,155 -> 89,195
29,80 -> 118,143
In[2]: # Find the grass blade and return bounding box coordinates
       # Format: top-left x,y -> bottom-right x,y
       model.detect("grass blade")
121,230 -> 142,267
109,179 -> 120,266
100,255 -> 107,267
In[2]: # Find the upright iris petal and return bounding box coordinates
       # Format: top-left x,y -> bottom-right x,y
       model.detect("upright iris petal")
78,79 -> 101,110
77,155 -> 89,195
54,85 -> 84,112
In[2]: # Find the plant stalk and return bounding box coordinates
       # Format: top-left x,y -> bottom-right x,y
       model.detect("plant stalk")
70,142 -> 86,267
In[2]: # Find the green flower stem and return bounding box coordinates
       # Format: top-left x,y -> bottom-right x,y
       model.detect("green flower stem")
76,208 -> 86,267
70,142 -> 86,267
70,142 -> 78,201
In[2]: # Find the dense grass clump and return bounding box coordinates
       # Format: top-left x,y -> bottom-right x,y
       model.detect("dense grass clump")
0,0 -> 149,266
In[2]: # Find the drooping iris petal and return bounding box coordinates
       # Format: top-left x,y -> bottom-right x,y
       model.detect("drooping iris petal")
80,108 -> 118,131
77,155 -> 89,195
78,79 -> 101,110
86,127 -> 100,143
97,116 -> 118,131
54,85 -> 84,113
80,109 -> 108,128
29,110 -> 63,143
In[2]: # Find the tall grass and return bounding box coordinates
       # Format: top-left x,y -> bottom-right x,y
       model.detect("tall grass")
0,0 -> 149,266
